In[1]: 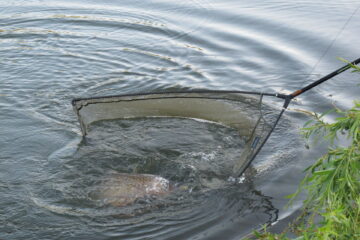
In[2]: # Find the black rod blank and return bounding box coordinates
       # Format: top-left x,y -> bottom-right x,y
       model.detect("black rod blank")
290,57 -> 360,98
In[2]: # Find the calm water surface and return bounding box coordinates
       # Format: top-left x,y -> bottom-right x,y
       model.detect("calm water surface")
1,0 -> 359,239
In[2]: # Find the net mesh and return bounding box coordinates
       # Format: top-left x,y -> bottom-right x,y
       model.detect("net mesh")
72,91 -> 283,177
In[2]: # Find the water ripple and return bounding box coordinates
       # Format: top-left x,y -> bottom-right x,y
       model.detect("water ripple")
1,0 -> 359,239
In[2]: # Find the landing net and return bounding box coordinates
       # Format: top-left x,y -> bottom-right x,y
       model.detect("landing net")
72,91 -> 285,177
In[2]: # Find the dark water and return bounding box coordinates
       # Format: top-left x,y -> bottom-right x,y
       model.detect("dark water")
0,0 -> 359,239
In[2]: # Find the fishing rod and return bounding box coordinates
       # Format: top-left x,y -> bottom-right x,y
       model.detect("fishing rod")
276,57 -> 360,108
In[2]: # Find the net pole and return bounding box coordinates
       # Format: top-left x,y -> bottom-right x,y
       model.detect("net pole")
233,108 -> 286,177
289,57 -> 360,98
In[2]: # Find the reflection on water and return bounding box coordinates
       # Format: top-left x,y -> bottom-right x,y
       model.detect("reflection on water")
0,0 -> 359,239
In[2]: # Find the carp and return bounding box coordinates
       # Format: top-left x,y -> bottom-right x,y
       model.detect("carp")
98,173 -> 172,207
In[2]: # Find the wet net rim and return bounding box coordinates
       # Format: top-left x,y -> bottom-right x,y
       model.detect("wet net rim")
71,90 -> 279,107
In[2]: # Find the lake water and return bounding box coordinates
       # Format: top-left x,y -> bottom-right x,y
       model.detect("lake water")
0,0 -> 359,239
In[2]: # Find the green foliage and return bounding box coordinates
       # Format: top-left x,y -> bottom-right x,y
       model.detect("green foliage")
244,224 -> 292,240
252,229 -> 290,240
247,62 -> 360,239
338,57 -> 360,73
295,100 -> 360,239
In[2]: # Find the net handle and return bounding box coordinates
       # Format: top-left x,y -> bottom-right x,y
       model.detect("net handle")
277,57 -> 360,108
290,57 -> 360,98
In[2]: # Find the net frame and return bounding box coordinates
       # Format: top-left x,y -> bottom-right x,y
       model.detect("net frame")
72,90 -> 285,177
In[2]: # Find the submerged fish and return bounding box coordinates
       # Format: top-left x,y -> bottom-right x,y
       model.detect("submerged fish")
98,173 -> 172,207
